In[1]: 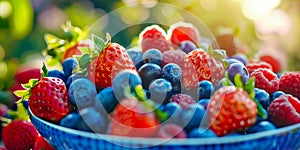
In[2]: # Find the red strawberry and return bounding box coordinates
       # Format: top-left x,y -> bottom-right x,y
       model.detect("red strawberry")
139,25 -> 171,53
260,55 -> 281,73
279,72 -> 300,99
161,49 -> 186,68
87,35 -> 136,89
169,94 -> 196,109
246,61 -> 272,75
168,22 -> 200,47
34,135 -> 55,150
2,120 -> 39,150
108,98 -> 159,137
250,68 -> 279,94
268,94 -> 300,127
208,86 -> 257,136
61,42 -> 90,61
15,68 -> 41,84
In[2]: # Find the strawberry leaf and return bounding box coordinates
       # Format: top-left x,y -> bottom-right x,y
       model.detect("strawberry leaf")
13,90 -> 29,98
234,74 -> 244,89
78,47 -> 92,55
222,72 -> 233,86
244,77 -> 255,99
42,63 -> 48,78
78,54 -> 90,68
92,34 -> 106,52
8,103 -> 29,121
134,85 -> 147,102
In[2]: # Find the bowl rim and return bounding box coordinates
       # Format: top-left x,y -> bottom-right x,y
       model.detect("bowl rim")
29,108 -> 300,146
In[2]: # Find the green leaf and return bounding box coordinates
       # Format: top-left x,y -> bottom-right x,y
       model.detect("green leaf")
244,77 -> 255,99
154,109 -> 169,123
44,34 -> 61,45
78,47 -> 91,55
222,72 -> 232,86
78,54 -> 90,68
234,74 -> 244,89
13,90 -> 29,98
42,62 -> 48,77
21,79 -> 39,89
254,98 -> 267,119
134,85 -> 147,102
92,34 -> 105,52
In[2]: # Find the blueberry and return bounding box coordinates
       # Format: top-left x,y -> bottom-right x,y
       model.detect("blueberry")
66,74 -> 84,89
181,104 -> 206,131
95,87 -> 118,113
60,112 -> 80,129
254,88 -> 271,110
149,78 -> 173,104
164,102 -> 182,125
162,63 -> 182,93
272,91 -> 285,100
227,62 -> 249,85
77,107 -> 109,133
246,121 -> 276,134
226,58 -> 244,65
112,70 -> 142,101
47,70 -> 66,83
188,128 -> 217,138
180,40 -> 196,54
198,80 -> 215,99
62,58 -> 78,78
22,100 -> 29,109
138,63 -> 162,90
144,89 -> 151,99
230,54 -> 248,65
127,47 -> 144,70
198,99 -> 210,110
143,49 -> 162,66
68,78 -> 97,108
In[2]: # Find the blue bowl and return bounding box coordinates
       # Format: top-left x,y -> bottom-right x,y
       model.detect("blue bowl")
29,109 -> 300,150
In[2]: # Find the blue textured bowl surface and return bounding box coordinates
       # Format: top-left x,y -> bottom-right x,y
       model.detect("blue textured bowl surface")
29,109 -> 300,150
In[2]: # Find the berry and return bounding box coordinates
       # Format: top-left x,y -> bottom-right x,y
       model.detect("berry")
47,70 -> 66,83
246,62 -> 272,75
15,68 -> 41,84
198,99 -> 210,110
156,124 -> 187,138
61,41 -> 90,61
208,86 -> 257,136
198,80 -> 215,99
60,112 -> 81,129
181,104 -> 206,131
180,40 -> 196,53
96,87 -> 118,113
250,68 -> 279,94
2,120 -> 39,150
268,94 -> 300,127
226,58 -> 244,66
272,91 -> 285,100
246,121 -> 276,134
62,58 -> 78,78
230,54 -> 248,66
78,107 -> 109,133
33,135 -> 55,150
260,55 -> 281,73
109,98 -> 159,137
227,62 -> 249,85
212,34 -> 236,56
254,88 -> 271,110
162,63 -> 182,93
127,47 -> 144,70
148,79 -> 173,104
169,94 -> 196,109
188,128 -> 217,138
162,50 -> 186,68
143,48 -> 163,66
279,72 -> 300,99
168,22 -> 200,47
66,74 -> 84,89
164,102 -> 183,125
138,63 -> 162,90
68,78 -> 97,108
139,25 -> 171,53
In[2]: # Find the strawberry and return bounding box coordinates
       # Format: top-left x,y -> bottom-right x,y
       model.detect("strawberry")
208,86 -> 257,136
279,72 -> 300,99
260,55 -> 281,73
250,68 -> 279,94
61,42 -> 89,61
86,35 -> 136,90
168,22 -> 200,47
169,94 -> 196,109
161,49 -> 186,68
15,69 -> 41,84
139,25 -> 171,53
268,94 -> 300,127
2,120 -> 39,150
34,135 -> 55,150
246,61 -> 272,75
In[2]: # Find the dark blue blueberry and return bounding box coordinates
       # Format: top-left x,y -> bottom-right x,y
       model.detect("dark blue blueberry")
272,91 -> 285,101
112,70 -> 142,101
144,89 -> 151,99
180,40 -> 196,54
66,74 -> 84,89
149,78 -> 173,104
47,70 -> 66,83
198,80 -> 215,99
198,99 -> 210,110
138,63 -> 162,90
226,58 -> 244,65
127,48 -> 144,70
22,100 -> 29,109
276,72 -> 282,78
227,62 -> 249,85
246,121 -> 276,134
181,104 -> 206,131
164,102 -> 182,125
230,54 -> 248,65
68,78 -> 97,108
254,88 -> 271,110
95,87 -> 118,114
143,49 -> 162,66
62,58 -> 78,78
188,128 -> 217,138
162,63 -> 182,94
77,107 -> 109,133
60,112 -> 80,129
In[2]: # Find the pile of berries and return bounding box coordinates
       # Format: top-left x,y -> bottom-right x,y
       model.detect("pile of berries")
5,22 -> 300,149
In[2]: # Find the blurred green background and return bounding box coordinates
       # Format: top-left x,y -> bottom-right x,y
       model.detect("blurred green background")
0,0 -> 299,91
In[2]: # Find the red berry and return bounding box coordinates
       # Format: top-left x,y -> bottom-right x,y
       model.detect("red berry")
250,68 -> 279,94
156,124 -> 187,138
168,22 -> 200,47
61,42 -> 90,61
162,50 -> 186,68
279,72 -> 300,99
15,69 -> 41,84
260,55 -> 281,73
139,25 -> 171,53
33,135 -> 55,150
268,94 -> 300,127
246,61 -> 273,75
2,120 -> 39,150
169,94 -> 196,109
208,86 -> 257,136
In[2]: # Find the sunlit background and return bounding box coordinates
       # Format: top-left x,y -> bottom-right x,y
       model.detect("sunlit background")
0,0 -> 299,91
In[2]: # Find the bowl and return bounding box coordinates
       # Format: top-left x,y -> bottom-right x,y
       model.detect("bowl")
29,108 -> 300,150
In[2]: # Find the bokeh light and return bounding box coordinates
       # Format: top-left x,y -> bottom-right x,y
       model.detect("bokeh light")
0,1 -> 13,18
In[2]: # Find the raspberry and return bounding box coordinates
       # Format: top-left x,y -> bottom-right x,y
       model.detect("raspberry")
268,94 -> 300,127
169,94 -> 196,109
246,62 -> 273,75
162,50 -> 186,68
279,72 -> 300,99
260,55 -> 281,73
168,22 -> 200,47
250,68 -> 279,94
